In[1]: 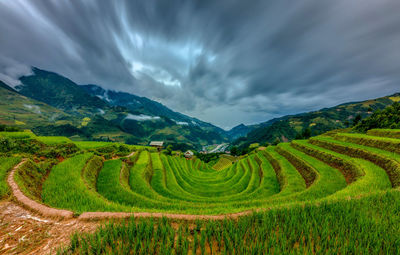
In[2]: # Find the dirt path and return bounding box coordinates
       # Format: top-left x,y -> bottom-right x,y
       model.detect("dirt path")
126,151 -> 136,158
111,150 -> 135,160
0,202 -> 99,255
0,202 -> 257,254
7,159 -> 74,219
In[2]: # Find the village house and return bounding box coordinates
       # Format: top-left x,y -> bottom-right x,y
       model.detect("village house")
184,150 -> 194,159
149,141 -> 164,151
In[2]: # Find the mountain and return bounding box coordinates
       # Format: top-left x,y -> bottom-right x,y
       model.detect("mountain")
81,84 -> 226,133
17,68 -> 111,116
2,67 -> 227,148
226,124 -> 252,140
0,80 -> 75,128
234,93 -> 400,148
0,80 -> 17,92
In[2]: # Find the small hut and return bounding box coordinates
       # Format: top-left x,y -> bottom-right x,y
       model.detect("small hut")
149,141 -> 164,151
184,150 -> 194,159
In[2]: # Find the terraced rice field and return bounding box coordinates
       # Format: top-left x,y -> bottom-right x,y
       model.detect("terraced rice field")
212,155 -> 234,170
73,141 -> 153,151
3,129 -> 400,253
29,130 -> 400,215
61,190 -> 400,254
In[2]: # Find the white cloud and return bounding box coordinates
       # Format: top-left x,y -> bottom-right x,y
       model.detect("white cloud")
130,61 -> 181,87
125,114 -> 160,121
23,104 -> 42,114
172,119 -> 189,125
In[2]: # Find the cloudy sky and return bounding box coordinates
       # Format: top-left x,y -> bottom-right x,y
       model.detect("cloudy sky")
1,0 -> 400,129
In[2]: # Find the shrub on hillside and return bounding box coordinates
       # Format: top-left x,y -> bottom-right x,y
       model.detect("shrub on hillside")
82,156 -> 103,191
0,137 -> 14,152
119,145 -> 130,153
0,125 -> 22,132
14,159 -> 57,201
195,152 -> 222,163
0,137 -> 41,154
354,102 -> 400,132
38,143 -> 80,159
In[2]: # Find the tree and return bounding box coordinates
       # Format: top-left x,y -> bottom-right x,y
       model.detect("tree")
353,114 -> 362,126
295,133 -> 303,139
272,137 -> 281,146
240,146 -> 250,155
230,146 -> 238,156
302,128 -> 311,139
119,144 -> 130,153
164,145 -> 173,156
0,125 -> 22,132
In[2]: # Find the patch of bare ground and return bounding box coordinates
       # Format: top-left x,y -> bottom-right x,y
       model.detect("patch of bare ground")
0,201 -> 98,255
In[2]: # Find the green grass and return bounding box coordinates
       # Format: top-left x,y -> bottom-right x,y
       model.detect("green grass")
212,157 -> 233,170
73,141 -> 153,151
36,136 -> 72,144
96,159 -> 211,213
60,189 -> 400,255
264,146 -> 306,196
310,136 -> 400,187
292,140 -> 391,199
334,132 -> 400,154
14,159 -> 55,202
42,153 -> 128,213
367,128 -> 400,139
5,128 -> 400,217
0,131 -> 36,139
292,140 -> 364,183
82,155 -> 103,191
0,157 -> 21,199
73,141 -> 119,149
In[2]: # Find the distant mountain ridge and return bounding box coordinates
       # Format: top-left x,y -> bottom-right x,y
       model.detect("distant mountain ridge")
2,66 -> 399,150
0,80 -> 17,92
17,68 -> 109,114
233,93 -> 400,148
1,67 -> 228,149
226,124 -> 252,140
81,84 -> 225,133
0,80 -> 74,129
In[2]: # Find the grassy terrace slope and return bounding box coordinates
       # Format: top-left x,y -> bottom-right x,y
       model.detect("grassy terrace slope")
42,153 -> 129,213
2,129 -> 400,215
3,129 -> 400,254
61,190 -> 400,254
0,157 -> 21,198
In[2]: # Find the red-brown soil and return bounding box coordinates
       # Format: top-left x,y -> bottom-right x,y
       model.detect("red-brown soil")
0,202 -> 98,254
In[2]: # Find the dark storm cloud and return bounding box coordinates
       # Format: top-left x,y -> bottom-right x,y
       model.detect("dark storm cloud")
1,0 -> 400,128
